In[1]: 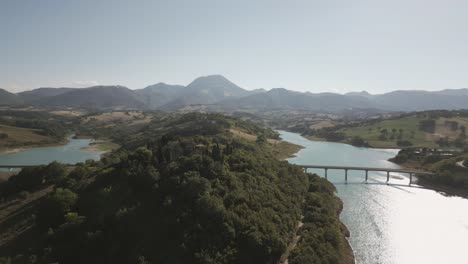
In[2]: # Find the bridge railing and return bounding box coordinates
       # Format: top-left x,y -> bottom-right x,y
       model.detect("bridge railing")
0,165 -> 42,172
298,165 -> 434,185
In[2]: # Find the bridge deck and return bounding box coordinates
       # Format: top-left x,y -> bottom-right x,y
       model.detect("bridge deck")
298,164 -> 434,175
298,164 -> 435,185
1,164 -> 434,174
0,165 -> 40,168
1,164 -> 433,185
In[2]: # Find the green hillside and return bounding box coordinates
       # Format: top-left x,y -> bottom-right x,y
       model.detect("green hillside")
0,113 -> 349,264
338,116 -> 433,148
304,111 -> 468,149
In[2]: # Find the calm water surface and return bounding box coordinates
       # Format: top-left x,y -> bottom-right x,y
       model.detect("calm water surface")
0,137 -> 102,166
279,131 -> 468,264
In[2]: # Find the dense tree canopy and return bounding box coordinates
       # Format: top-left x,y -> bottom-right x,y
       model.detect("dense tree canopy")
0,113 -> 347,264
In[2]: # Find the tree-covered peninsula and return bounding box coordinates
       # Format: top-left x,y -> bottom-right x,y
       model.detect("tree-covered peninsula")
0,113 -> 350,264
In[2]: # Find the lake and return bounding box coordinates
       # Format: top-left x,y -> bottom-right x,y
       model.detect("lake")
0,137 -> 103,167
279,130 -> 468,264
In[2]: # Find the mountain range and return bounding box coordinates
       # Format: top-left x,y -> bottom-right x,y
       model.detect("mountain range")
2,75 -> 468,112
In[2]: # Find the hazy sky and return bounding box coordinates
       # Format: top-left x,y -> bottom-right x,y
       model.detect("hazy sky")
1,0 -> 468,93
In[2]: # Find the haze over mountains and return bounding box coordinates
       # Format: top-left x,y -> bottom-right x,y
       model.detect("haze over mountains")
2,75 -> 468,112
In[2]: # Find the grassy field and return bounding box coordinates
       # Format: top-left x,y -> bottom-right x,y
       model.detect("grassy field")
0,125 -> 57,151
229,128 -> 303,160
433,117 -> 468,140
307,115 -> 468,149
339,116 -> 435,148
269,141 -> 303,160
49,110 -> 85,117
83,111 -> 151,125
308,120 -> 337,130
94,142 -> 120,151
82,141 -> 120,152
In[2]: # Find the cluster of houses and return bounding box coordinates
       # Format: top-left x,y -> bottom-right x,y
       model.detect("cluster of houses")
412,148 -> 456,157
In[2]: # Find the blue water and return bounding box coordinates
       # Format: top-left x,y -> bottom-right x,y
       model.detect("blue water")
0,137 -> 103,166
279,131 -> 468,264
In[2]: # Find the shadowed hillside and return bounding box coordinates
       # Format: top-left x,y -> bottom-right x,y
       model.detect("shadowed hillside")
31,86 -> 144,109
0,89 -> 22,105
3,76 -> 468,112
0,113 -> 349,264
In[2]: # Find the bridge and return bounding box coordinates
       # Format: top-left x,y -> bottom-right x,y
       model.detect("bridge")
1,164 -> 435,185
298,164 -> 435,185
0,165 -> 38,168
0,165 -> 39,171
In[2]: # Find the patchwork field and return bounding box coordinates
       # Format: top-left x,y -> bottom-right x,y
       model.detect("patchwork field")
229,128 -> 302,159
84,111 -> 145,123
49,110 -> 84,117
309,120 -> 337,130
0,125 -> 55,151
81,141 -> 120,152
432,117 -> 468,140
338,116 -> 435,148
308,114 -> 468,149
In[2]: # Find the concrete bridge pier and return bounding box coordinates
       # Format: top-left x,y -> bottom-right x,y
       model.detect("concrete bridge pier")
297,164 -> 432,185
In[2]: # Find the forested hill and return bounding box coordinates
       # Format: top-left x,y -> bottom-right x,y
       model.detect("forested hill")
0,89 -> 22,105
0,113 -> 349,264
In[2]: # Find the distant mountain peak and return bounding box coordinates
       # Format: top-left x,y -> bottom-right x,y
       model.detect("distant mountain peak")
269,88 -> 289,92
345,91 -> 372,97
186,74 -> 247,96
5,76 -> 468,112
249,88 -> 267,93
157,75 -> 250,110
194,74 -> 228,80
87,85 -> 126,89
187,75 -> 238,88
268,88 -> 300,95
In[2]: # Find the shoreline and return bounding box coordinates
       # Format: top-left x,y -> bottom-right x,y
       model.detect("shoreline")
0,131 -> 102,154
80,141 -> 120,155
273,141 -> 304,160
389,159 -> 468,199
0,135 -> 73,154
416,179 -> 468,199
81,145 -> 106,152
0,147 -> 26,154
280,133 -> 356,264
340,215 -> 356,264
0,140 -> 67,154
0,131 -> 88,155
301,131 -> 468,201
0,137 -> 112,157
301,134 -> 401,150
